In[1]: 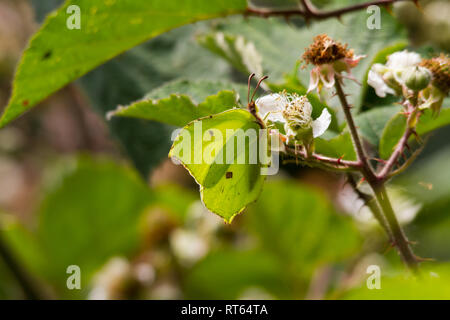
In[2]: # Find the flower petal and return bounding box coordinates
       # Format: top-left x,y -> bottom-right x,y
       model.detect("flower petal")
255,93 -> 287,123
344,54 -> 366,69
320,65 -> 335,89
307,67 -> 320,93
367,69 -> 395,98
386,50 -> 421,69
312,108 -> 331,138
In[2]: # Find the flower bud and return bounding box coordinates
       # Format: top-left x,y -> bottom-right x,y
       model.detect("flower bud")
404,66 -> 432,92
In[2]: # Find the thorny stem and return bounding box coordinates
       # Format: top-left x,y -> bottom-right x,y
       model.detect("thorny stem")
285,145 -> 362,169
283,158 -> 355,173
247,0 -> 416,20
334,76 -> 376,181
378,103 -> 419,180
372,185 -> 419,271
387,137 -> 427,179
346,174 -> 393,243
334,77 -> 419,272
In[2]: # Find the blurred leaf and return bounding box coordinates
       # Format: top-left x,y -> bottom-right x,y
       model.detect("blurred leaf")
0,218 -> 47,279
143,79 -> 248,103
109,80 -> 242,126
396,147 -> 450,205
38,157 -> 152,288
152,184 -> 198,223
315,132 -> 356,160
0,258 -> 22,299
380,107 -> 450,159
169,109 -> 265,222
197,32 -> 264,78
3,156 -> 153,298
0,214 -> 43,299
246,180 -> 361,277
185,249 -> 291,299
343,264 -> 450,299
354,105 -> 400,148
0,0 -> 248,128
408,199 -> 450,261
394,147 -> 450,261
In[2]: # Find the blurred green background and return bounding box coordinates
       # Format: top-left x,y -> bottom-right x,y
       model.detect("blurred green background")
0,0 -> 449,299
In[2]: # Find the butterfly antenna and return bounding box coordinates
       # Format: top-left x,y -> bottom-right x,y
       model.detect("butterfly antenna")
251,75 -> 268,102
247,73 -> 256,104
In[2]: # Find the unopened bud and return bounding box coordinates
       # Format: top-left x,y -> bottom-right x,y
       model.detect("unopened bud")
404,66 -> 432,92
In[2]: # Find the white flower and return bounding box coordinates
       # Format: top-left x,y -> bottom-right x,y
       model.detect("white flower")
368,50 -> 423,98
255,93 -> 287,123
386,50 -> 421,69
311,106 -> 332,138
255,93 -> 331,142
367,65 -> 396,98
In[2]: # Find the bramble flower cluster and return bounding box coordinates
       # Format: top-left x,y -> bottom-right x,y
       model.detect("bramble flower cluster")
368,50 -> 449,113
368,50 -> 423,98
255,92 -> 331,152
302,34 -> 364,93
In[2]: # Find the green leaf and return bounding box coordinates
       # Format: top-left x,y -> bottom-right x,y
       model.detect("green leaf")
315,132 -> 357,161
152,184 -> 198,223
197,32 -> 264,78
0,214 -> 48,287
343,264 -> 450,299
394,147 -> 450,261
246,180 -> 361,276
185,249 -> 290,299
395,147 -> 450,205
109,80 -> 244,126
354,105 -> 401,147
0,0 -> 248,128
380,108 -> 450,159
169,109 -> 266,222
143,79 -> 248,103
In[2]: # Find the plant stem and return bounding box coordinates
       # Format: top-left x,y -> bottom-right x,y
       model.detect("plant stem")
378,110 -> 416,180
371,185 -> 419,271
334,77 -> 376,181
334,77 -> 419,271
346,174 -> 393,242
285,145 -> 362,168
0,233 -> 41,299
386,137 -> 427,179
